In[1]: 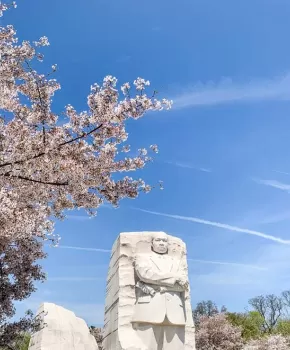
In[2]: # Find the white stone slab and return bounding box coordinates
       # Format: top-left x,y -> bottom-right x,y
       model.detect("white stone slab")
103,231 -> 196,350
28,302 -> 99,350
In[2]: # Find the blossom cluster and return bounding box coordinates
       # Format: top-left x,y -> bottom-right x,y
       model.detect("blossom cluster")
246,335 -> 290,350
0,2 -> 172,244
196,314 -> 244,350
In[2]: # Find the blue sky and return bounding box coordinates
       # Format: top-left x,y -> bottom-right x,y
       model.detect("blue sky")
5,0 -> 290,325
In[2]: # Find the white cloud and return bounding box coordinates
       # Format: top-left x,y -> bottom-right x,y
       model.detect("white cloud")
192,244 -> 290,290
234,207 -> 290,227
189,243 -> 290,312
193,271 -> 261,286
258,211 -> 290,225
194,243 -> 290,307
165,161 -> 212,173
57,245 -> 111,253
135,208 -> 290,244
253,178 -> 290,192
197,167 -> 211,173
173,74 -> 290,109
188,258 -> 267,271
273,170 -> 290,176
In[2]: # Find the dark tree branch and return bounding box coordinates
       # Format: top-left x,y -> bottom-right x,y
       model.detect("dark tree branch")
249,294 -> 284,333
59,124 -> 103,147
0,124 -> 103,169
2,173 -> 68,186
25,60 -> 47,146
4,345 -> 16,350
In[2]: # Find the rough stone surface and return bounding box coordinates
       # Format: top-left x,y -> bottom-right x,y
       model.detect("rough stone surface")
28,302 -> 99,350
103,231 -> 196,350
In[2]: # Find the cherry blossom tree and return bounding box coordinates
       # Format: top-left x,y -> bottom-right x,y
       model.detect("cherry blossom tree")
196,314 -> 244,350
0,236 -> 45,349
0,1 -> 171,345
246,334 -> 290,350
0,2 -> 172,245
90,326 -> 103,350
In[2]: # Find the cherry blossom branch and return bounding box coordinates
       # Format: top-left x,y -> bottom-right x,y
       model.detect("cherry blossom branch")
24,60 -> 47,145
59,123 -> 103,146
15,175 -> 68,186
0,152 -> 46,168
0,124 -> 103,169
3,173 -> 68,186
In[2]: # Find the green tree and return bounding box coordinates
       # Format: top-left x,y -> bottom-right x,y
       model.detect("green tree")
226,311 -> 264,340
276,319 -> 290,337
0,332 -> 30,350
18,334 -> 30,350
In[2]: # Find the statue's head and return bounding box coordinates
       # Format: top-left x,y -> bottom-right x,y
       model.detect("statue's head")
151,232 -> 168,254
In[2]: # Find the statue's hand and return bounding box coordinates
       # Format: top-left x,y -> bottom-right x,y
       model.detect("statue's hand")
177,277 -> 189,290
136,281 -> 158,296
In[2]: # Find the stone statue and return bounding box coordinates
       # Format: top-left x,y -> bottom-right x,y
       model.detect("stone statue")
28,302 -> 98,350
132,232 -> 189,350
103,231 -> 195,350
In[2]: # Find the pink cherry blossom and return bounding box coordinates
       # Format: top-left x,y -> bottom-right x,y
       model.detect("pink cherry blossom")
0,2 -> 172,246
196,314 -> 244,350
246,335 -> 290,350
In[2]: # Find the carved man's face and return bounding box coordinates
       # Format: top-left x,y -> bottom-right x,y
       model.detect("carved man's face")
152,234 -> 168,254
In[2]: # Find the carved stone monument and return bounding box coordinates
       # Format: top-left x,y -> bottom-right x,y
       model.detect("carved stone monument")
28,302 -> 99,350
103,231 -> 195,350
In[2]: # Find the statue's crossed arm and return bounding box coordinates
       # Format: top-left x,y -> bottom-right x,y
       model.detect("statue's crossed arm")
134,255 -> 188,292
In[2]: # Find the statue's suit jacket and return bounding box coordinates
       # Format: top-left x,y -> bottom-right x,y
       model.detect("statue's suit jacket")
132,252 -> 187,326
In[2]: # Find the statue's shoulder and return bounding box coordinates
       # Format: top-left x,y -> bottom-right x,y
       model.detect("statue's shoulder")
134,252 -> 153,260
134,252 -> 154,265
